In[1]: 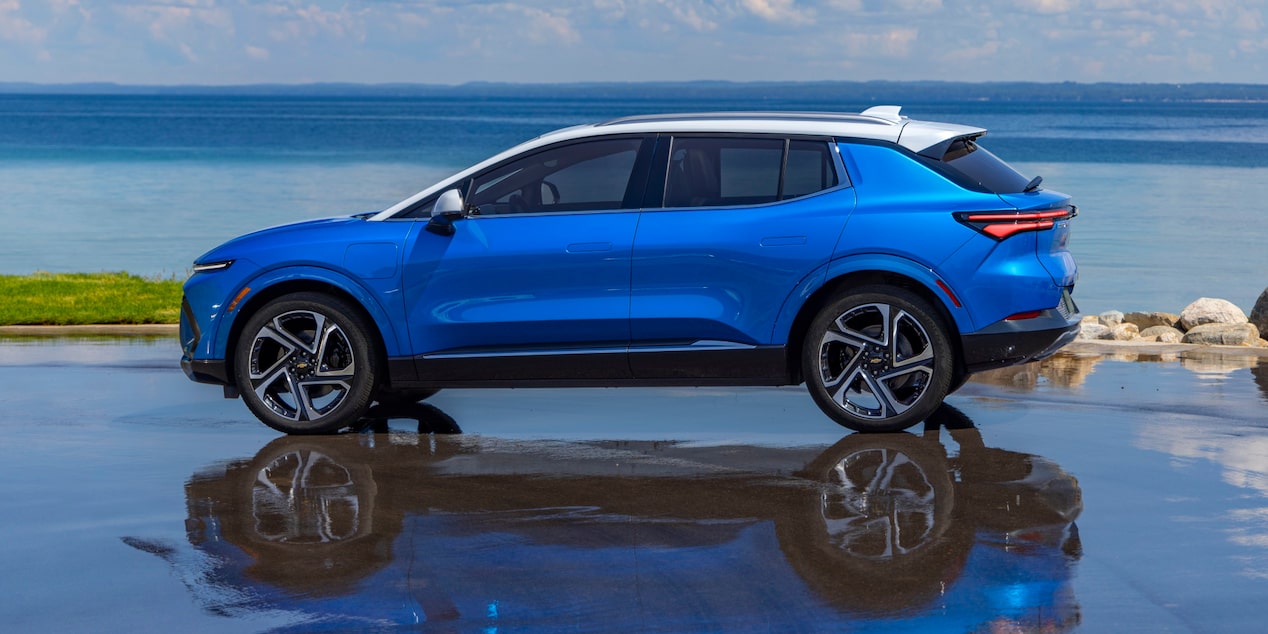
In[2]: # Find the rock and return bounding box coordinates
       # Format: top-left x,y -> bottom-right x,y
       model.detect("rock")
1139,325 -> 1184,343
1078,323 -> 1112,340
1123,311 -> 1179,330
1178,298 -> 1248,330
1251,288 -> 1268,337
1181,323 -> 1261,346
1110,323 -> 1139,341
1099,310 -> 1124,327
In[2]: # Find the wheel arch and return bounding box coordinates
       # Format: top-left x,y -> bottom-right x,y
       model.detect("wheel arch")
783,266 -> 966,386
219,271 -> 399,387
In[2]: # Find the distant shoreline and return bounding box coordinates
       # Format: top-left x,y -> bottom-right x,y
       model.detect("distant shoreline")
4,80 -> 1268,103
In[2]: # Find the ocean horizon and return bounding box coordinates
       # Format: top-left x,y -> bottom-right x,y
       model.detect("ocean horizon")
2,84 -> 1266,316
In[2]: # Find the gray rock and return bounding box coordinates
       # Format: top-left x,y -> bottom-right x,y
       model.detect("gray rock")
1124,311 -> 1179,329
1181,323 -> 1261,346
1078,323 -> 1113,340
1099,310 -> 1124,327
1139,325 -> 1184,343
1250,288 -> 1268,337
1110,323 -> 1139,341
1178,298 -> 1248,330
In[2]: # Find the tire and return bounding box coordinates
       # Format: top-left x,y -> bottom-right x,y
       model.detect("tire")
802,286 -> 954,433
234,292 -> 379,434
375,388 -> 441,406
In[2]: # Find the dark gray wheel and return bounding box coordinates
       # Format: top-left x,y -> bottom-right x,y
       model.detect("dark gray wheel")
803,286 -> 953,432
234,292 -> 378,435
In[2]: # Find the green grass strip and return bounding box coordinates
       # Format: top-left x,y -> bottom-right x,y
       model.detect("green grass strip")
0,272 -> 182,325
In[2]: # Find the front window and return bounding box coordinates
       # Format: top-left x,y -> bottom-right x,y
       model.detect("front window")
467,137 -> 644,215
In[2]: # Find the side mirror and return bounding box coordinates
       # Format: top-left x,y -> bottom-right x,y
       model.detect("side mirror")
426,189 -> 465,236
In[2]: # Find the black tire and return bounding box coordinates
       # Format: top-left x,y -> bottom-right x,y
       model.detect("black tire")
234,292 -> 378,435
375,388 -> 441,406
802,286 -> 954,432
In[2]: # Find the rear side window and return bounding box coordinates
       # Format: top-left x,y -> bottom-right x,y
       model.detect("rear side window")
938,138 -> 1032,194
664,137 -> 838,208
784,140 -> 840,199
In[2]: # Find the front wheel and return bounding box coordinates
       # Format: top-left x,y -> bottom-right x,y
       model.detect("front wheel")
803,286 -> 954,433
234,292 -> 378,434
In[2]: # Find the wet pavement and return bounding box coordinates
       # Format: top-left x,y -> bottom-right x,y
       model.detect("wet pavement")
1,338 -> 1267,632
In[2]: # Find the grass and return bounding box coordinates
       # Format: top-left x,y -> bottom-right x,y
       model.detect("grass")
0,272 -> 182,326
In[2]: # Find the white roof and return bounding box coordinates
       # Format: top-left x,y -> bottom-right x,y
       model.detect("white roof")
373,106 -> 985,220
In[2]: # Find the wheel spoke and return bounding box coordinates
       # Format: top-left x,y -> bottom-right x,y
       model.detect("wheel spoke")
821,341 -> 866,390
859,370 -> 900,417
249,326 -> 297,380
270,314 -> 321,354
314,323 -> 355,378
834,304 -> 890,347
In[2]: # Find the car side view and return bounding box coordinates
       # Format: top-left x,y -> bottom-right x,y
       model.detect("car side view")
181,106 -> 1080,434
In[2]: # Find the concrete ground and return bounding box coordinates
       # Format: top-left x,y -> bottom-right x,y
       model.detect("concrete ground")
1,335 -> 1266,632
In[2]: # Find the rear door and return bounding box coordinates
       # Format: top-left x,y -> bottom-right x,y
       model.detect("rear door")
629,135 -> 853,379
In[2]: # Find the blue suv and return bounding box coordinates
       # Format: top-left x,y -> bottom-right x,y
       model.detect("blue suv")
181,107 -> 1080,434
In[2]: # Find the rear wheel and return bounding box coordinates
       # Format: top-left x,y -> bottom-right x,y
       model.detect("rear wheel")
234,293 -> 378,435
803,286 -> 954,432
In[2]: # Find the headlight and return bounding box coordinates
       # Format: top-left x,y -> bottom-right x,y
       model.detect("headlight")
192,260 -> 234,273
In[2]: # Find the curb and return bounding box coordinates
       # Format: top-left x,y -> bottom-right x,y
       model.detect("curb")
0,324 -> 179,337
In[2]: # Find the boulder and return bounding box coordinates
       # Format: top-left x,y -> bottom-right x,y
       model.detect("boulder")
1099,310 -> 1124,327
1178,298 -> 1248,330
1181,322 -> 1261,346
1123,311 -> 1179,330
1078,323 -> 1112,340
1139,325 -> 1184,343
1250,288 -> 1268,337
1110,323 -> 1139,341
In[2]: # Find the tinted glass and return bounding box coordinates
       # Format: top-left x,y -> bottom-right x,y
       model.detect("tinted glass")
783,140 -> 839,199
665,137 -> 783,208
940,139 -> 1032,194
468,138 -> 642,214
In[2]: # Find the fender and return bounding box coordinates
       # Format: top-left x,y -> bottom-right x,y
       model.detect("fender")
208,265 -> 408,359
770,253 -> 978,343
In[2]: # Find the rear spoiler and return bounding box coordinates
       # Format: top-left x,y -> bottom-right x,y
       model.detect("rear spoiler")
861,106 -> 988,158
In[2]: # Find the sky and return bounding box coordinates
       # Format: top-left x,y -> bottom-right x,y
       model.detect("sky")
0,0 -> 1265,85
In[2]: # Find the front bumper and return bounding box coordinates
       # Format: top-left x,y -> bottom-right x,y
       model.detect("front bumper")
181,357 -> 230,386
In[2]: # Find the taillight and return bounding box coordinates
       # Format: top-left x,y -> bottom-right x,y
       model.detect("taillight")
956,207 -> 1076,240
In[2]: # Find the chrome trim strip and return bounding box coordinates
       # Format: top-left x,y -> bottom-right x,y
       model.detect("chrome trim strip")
422,340 -> 756,360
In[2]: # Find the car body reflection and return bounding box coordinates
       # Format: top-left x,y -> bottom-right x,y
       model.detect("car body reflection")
133,404 -> 1083,631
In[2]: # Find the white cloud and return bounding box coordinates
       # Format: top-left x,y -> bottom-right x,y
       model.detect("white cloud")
0,0 -> 47,43
740,0 -> 814,24
842,26 -> 917,58
1,0 -> 1268,84
243,43 -> 269,60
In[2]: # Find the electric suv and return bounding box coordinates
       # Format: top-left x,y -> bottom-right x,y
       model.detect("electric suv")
181,106 -> 1080,434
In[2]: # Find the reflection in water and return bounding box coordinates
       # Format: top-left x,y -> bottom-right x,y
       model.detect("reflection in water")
126,405 -> 1083,631
972,348 -> 1268,396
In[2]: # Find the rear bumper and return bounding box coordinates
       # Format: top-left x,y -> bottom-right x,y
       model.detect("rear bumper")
960,307 -> 1081,373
